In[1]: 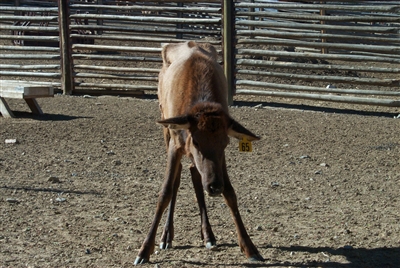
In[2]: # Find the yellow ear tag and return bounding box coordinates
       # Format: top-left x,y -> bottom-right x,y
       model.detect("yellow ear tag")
239,137 -> 253,153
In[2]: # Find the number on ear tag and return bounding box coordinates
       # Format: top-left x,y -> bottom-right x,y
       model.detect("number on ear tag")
239,137 -> 253,152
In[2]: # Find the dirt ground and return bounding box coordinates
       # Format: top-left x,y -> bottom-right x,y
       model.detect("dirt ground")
1,93 -> 399,267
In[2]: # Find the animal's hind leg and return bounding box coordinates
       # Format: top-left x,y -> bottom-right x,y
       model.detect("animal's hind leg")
189,165 -> 217,249
159,163 -> 182,249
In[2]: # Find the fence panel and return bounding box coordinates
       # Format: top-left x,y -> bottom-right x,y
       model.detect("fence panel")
0,0 -> 223,95
234,0 -> 400,106
0,0 -> 61,88
66,0 -> 222,95
1,0 -> 399,107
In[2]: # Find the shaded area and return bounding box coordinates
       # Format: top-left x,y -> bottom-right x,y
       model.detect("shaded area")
170,245 -> 400,267
9,111 -> 91,121
233,100 -> 399,118
276,245 -> 400,268
138,94 -> 399,118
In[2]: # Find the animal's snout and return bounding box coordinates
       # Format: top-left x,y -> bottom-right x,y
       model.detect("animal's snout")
206,182 -> 223,197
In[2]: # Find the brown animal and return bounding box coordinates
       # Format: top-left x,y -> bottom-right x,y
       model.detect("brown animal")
134,41 -> 264,265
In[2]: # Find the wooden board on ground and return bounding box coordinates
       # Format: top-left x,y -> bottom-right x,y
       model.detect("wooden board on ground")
0,80 -> 54,99
0,80 -> 54,118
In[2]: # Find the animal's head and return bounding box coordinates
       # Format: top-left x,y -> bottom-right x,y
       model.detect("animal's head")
158,102 -> 260,197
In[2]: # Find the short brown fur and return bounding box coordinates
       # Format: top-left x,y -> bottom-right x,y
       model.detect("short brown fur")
134,41 -> 263,265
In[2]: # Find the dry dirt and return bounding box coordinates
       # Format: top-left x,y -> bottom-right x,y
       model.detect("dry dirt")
1,93 -> 399,268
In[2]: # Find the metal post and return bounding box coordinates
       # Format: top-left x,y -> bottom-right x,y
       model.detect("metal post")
223,0 -> 235,105
58,0 -> 74,94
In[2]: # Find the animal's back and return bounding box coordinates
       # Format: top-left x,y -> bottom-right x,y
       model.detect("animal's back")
158,41 -> 228,119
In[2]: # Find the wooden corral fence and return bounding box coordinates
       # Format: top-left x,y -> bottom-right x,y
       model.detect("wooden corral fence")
0,0 -> 223,95
0,0 -> 399,107
63,0 -> 223,95
0,0 -> 61,89
234,0 -> 400,106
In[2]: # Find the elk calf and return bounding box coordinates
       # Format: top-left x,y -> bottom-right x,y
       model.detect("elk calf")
134,41 -> 264,265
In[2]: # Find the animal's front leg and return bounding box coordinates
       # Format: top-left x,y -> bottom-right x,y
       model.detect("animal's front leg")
189,165 -> 217,249
134,145 -> 183,265
221,160 -> 264,261
159,163 -> 182,249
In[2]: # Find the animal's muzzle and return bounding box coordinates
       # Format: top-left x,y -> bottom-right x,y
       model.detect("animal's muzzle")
206,182 -> 223,197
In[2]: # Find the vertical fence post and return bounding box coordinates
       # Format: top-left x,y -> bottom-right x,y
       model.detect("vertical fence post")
249,0 -> 255,32
97,0 -> 103,35
58,0 -> 74,95
223,0 -> 235,105
320,1 -> 328,54
176,2 -> 183,39
14,0 -> 20,15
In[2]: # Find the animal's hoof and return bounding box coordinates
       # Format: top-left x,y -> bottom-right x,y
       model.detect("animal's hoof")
159,242 -> 172,250
134,256 -> 148,265
206,241 -> 218,251
248,253 -> 265,262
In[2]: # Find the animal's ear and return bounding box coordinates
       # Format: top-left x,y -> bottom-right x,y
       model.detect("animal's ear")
196,42 -> 218,61
161,42 -> 184,67
161,43 -> 172,66
227,119 -> 260,141
157,116 -> 190,130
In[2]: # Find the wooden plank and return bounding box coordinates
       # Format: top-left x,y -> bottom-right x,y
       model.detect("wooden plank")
0,80 -> 54,99
0,81 -> 53,117
71,88 -> 145,97
24,87 -> 54,97
235,89 -> 400,107
0,80 -> 52,88
0,91 -> 24,99
70,14 -> 221,24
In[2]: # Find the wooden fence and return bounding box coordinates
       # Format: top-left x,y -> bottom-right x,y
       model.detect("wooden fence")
0,1 -> 61,89
234,0 -> 400,106
0,0 -> 399,106
0,0 -> 223,95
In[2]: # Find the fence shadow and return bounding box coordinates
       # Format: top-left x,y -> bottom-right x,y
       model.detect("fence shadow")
233,100 -> 399,118
163,244 -> 400,267
138,94 -> 398,118
11,111 -> 92,121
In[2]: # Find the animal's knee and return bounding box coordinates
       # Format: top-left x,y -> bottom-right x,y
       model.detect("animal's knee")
158,188 -> 174,204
